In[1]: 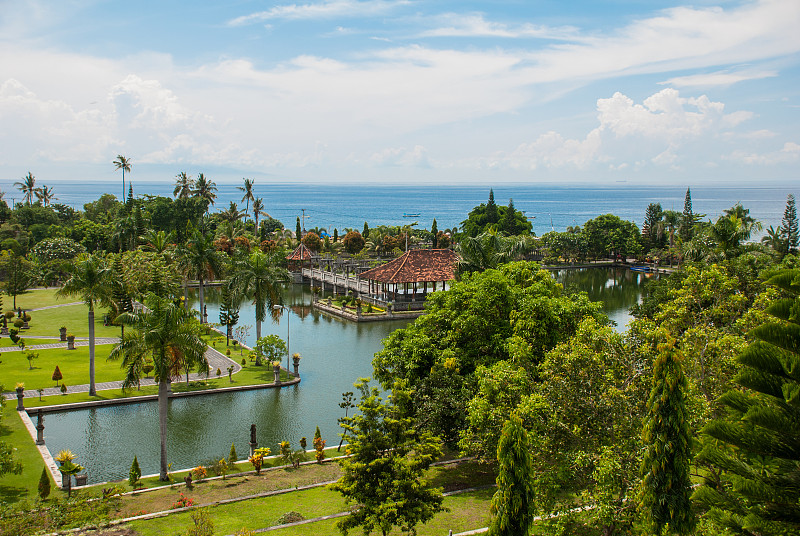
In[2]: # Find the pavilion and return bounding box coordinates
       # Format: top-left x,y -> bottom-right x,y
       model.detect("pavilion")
286,243 -> 314,272
359,249 -> 458,304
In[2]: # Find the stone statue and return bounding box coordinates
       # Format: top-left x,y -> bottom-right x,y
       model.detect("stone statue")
250,424 -> 257,444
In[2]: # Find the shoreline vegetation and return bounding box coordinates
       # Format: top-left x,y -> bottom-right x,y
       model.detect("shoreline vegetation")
1,182 -> 798,535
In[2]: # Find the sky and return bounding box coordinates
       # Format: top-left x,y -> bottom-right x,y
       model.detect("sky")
1,0 -> 799,186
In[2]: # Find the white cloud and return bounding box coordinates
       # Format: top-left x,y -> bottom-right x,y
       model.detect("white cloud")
369,145 -> 430,167
228,0 -> 410,25
661,68 -> 778,88
418,13 -> 580,40
727,141 -> 800,165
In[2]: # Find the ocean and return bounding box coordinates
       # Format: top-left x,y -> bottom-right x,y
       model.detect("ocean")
1,180 -> 795,236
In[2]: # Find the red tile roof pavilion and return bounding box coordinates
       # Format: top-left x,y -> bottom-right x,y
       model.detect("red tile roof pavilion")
359,249 -> 457,284
286,243 -> 314,262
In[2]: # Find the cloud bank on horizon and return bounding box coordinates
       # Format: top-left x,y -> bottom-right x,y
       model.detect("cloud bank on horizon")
0,0 -> 798,184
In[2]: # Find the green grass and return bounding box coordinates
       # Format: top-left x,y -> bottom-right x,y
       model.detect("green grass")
5,288 -> 62,311
3,303 -> 122,341
0,401 -> 54,504
2,344 -> 121,391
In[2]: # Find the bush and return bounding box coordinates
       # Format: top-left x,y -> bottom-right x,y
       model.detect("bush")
38,467 -> 51,499
276,511 -> 305,525
129,456 -> 141,487
229,443 -> 238,464
249,447 -> 271,475
185,507 -> 213,536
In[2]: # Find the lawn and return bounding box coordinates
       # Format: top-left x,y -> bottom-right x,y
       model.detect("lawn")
2,343 -> 121,391
5,288 -> 63,311
2,303 -> 121,343
0,401 -> 54,504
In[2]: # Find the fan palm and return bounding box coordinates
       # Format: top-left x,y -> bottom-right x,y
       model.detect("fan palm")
173,172 -> 194,199
113,155 -> 131,201
229,250 -> 289,340
193,173 -> 217,210
109,294 -> 206,481
56,256 -> 111,396
238,178 -> 255,219
177,229 -> 224,323
14,172 -> 36,205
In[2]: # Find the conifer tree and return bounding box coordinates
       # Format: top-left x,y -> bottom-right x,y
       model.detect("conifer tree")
362,221 -> 369,240
333,228 -> 338,243
781,193 -> 798,255
52,366 -> 62,386
296,217 -> 302,241
501,199 -> 517,235
129,455 -> 141,487
694,268 -> 800,535
229,443 -> 238,464
640,335 -> 695,535
38,467 -> 51,499
488,414 -> 534,536
680,187 -> 694,241
431,218 -> 438,248
486,189 -> 498,224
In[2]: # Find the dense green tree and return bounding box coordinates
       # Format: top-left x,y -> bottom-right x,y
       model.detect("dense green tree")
781,193 -> 798,255
296,217 -> 302,241
229,250 -> 289,340
374,262 -> 604,446
0,251 -> 32,308
582,214 -> 641,260
488,415 -> 534,536
640,336 -> 695,535
330,379 -> 444,536
486,188 -> 498,224
461,194 -> 532,238
57,255 -> 111,396
82,193 -> 122,224
147,196 -> 206,242
110,294 -> 206,481
694,268 -> 800,535
342,230 -> 365,255
301,231 -> 322,253
643,202 -> 664,251
362,221 -> 369,239
29,237 -> 85,263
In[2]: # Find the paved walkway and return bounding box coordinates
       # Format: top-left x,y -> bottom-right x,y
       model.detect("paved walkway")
3,345 -> 241,400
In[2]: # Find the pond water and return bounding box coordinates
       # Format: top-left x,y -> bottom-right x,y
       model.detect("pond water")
42,267 -> 648,483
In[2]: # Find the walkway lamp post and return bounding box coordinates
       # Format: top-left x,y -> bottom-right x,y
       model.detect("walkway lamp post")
273,304 -> 290,375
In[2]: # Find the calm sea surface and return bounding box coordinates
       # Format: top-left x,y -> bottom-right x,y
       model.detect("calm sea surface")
1,180 -> 795,236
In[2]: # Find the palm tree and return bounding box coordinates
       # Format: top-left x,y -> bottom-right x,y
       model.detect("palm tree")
14,172 -> 36,205
251,197 -> 269,230
113,155 -> 132,201
761,225 -> 785,253
217,201 -> 245,225
142,229 -> 176,256
230,250 -> 289,341
35,185 -> 55,206
173,172 -> 194,199
109,294 -> 206,481
56,256 -> 111,397
177,229 -> 224,323
238,178 -> 255,219
193,173 -> 217,211
455,230 -> 534,274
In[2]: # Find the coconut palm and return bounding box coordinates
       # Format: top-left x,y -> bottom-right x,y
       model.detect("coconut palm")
238,178 -> 255,219
113,155 -> 131,201
217,201 -> 245,225
35,185 -> 55,206
56,256 -> 111,396
251,197 -> 269,230
761,225 -> 785,253
173,172 -> 194,199
177,228 -> 224,323
455,230 -> 533,274
229,250 -> 290,341
193,173 -> 217,210
142,229 -> 176,256
109,294 -> 206,481
14,172 -> 36,205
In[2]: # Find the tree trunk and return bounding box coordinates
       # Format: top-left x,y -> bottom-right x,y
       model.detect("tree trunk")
256,318 -> 261,341
158,380 -> 169,481
198,277 -> 205,323
88,310 -> 96,396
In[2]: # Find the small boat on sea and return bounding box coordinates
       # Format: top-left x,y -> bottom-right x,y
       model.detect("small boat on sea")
403,213 -> 420,217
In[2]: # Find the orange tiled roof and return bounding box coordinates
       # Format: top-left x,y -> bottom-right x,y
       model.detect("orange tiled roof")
359,249 -> 457,283
286,243 -> 313,261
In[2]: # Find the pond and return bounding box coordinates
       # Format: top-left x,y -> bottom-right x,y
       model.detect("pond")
41,266 -> 648,483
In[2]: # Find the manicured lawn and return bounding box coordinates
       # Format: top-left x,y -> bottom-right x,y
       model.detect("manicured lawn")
5,288 -> 62,311
2,344 -> 121,391
3,303 -> 121,341
0,401 -> 54,504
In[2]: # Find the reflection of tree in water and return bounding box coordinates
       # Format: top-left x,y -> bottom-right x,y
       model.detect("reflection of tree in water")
553,267 -> 648,314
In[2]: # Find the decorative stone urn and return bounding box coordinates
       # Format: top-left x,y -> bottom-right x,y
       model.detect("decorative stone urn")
273,363 -> 282,385
59,327 -> 67,341
67,335 -> 75,350
292,355 -> 301,377
15,386 -> 24,411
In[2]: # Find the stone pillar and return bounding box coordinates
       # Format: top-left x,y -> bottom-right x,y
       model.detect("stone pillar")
273,365 -> 282,385
15,388 -> 24,411
59,327 -> 67,341
35,409 -> 45,445
293,356 -> 301,377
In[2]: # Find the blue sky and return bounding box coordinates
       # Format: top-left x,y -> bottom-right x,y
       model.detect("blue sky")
1,0 -> 799,185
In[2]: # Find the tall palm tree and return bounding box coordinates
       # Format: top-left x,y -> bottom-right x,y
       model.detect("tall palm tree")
238,178 -> 255,219
14,172 -> 36,205
177,229 -> 224,323
193,173 -> 217,211
56,256 -> 111,397
109,294 -> 206,481
35,185 -> 55,206
230,250 -> 289,340
173,172 -> 194,199
113,155 -> 132,201
455,230 -> 533,275
251,197 -> 269,230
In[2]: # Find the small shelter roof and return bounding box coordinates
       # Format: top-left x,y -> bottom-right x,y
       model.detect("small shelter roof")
286,243 -> 313,261
359,249 -> 457,284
